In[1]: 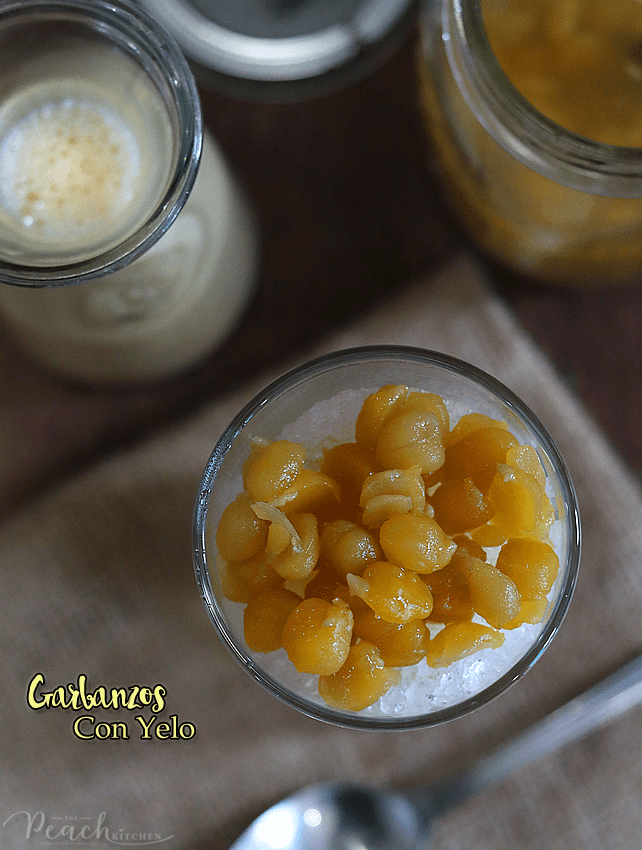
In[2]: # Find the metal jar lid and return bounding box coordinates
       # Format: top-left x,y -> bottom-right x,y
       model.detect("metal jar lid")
140,0 -> 419,100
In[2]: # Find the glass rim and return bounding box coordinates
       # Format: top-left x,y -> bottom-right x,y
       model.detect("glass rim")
141,0 -> 417,83
193,345 -> 581,730
437,0 -> 642,198
0,0 -> 203,287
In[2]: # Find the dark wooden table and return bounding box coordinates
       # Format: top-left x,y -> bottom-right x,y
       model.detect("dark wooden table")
2,24 -> 641,516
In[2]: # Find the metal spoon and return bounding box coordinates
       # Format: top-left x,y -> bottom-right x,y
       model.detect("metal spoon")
230,651 -> 642,849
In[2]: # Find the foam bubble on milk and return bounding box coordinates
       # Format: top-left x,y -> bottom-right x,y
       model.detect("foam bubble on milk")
0,96 -> 140,242
215,386 -> 566,718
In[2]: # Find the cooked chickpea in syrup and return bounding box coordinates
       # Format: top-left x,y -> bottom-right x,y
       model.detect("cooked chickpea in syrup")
418,0 -> 642,284
215,386 -> 560,712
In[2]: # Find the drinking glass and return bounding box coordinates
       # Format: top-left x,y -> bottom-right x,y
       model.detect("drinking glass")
0,0 -> 257,383
193,347 -> 581,729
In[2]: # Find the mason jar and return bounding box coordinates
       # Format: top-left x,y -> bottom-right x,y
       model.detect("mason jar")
0,0 -> 258,383
418,0 -> 642,286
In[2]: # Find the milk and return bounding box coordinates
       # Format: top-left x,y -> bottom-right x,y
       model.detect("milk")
0,93 -> 142,250
0,29 -> 257,383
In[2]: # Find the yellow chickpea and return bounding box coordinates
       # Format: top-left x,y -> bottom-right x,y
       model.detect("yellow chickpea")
219,554 -> 281,604
451,534 -> 487,561
268,469 -> 341,516
373,619 -> 431,667
503,596 -> 549,630
379,511 -> 457,574
355,385 -> 409,450
243,440 -> 307,503
457,553 -> 522,629
471,523 -> 507,548
349,597 -> 398,642
347,561 -> 434,624
422,558 -> 474,625
425,621 -> 505,668
320,519 -> 355,554
318,641 -> 401,711
495,537 -> 560,601
243,587 -> 301,653
282,597 -> 354,675
321,442 -> 380,505
215,492 -> 269,563
269,512 -> 320,581
320,520 -> 382,579
375,410 -> 445,475
504,445 -> 555,535
430,477 -> 495,535
488,464 -> 544,536
360,466 -> 426,528
441,427 -> 519,492
505,444 -> 546,490
429,587 -> 475,626
399,391 -> 450,435
445,413 -> 509,448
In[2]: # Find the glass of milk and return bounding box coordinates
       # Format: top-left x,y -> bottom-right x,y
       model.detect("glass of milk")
0,0 -> 258,383
193,347 -> 581,730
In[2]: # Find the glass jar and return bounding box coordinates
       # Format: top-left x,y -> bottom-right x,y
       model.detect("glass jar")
418,0 -> 642,286
0,0 -> 258,383
193,346 -> 581,729
141,0 -> 419,102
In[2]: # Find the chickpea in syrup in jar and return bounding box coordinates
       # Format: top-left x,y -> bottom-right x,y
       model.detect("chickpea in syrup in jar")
418,0 -> 642,285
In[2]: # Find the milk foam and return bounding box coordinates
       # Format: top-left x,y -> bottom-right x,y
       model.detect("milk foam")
0,97 -> 140,243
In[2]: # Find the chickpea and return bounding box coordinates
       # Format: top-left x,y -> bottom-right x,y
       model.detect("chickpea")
243,440 -> 306,502
269,512 -> 320,581
355,385 -> 408,450
425,621 -> 505,668
457,554 -> 522,629
430,477 -> 495,535
282,597 -> 354,675
219,554 -> 281,604
379,511 -> 457,574
375,410 -> 445,475
321,442 -> 380,505
400,391 -> 450,434
243,587 -> 301,653
495,537 -> 560,601
488,463 -> 544,536
321,520 -> 381,579
347,561 -> 434,624
360,466 -> 426,528
373,619 -> 431,667
318,641 -> 401,712
216,492 -> 268,563
441,427 -> 519,492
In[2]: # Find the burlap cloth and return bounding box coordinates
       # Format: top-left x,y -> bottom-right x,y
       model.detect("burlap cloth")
2,255 -> 642,850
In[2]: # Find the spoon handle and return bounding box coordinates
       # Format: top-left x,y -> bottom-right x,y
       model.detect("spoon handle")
457,651 -> 642,801
417,650 -> 642,818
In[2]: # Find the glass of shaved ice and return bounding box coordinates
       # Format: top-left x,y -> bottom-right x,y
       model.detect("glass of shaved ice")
193,347 -> 580,729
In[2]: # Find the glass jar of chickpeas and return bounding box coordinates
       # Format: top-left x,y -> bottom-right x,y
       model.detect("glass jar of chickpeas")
418,0 -> 642,286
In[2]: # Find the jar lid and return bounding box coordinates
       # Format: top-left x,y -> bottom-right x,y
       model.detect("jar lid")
140,0 -> 418,100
